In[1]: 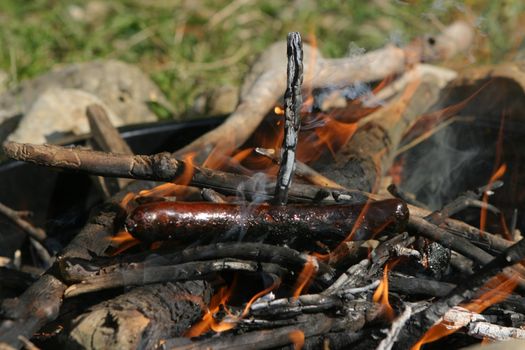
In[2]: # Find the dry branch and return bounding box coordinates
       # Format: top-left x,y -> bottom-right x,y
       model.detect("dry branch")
0,202 -> 46,242
175,21 -> 473,160
2,141 -> 367,203
274,32 -> 303,205
67,280 -> 211,349
60,242 -> 335,286
64,259 -> 287,298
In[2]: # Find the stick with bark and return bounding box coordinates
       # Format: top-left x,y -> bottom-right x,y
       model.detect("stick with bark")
274,32 -> 303,205
2,141 -> 370,203
175,21 -> 473,161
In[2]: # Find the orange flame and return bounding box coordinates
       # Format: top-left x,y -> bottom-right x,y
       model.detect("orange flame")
296,115 -> 358,163
402,80 -> 491,145
185,280 -> 237,338
480,163 -> 507,232
185,275 -> 281,337
480,110 -> 507,234
107,230 -> 140,256
292,256 -> 318,298
274,106 -> 285,115
373,259 -> 398,321
288,330 -> 305,350
412,274 -> 519,350
241,278 -> 281,317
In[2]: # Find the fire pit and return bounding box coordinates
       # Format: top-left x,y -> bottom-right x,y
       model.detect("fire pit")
2,21 -> 525,350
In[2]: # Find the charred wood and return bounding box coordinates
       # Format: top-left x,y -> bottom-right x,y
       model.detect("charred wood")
2,141 -> 369,204
175,21 -> 473,160
274,32 -> 303,205
397,236 -> 525,348
314,75 -> 443,192
67,280 -> 211,350
60,242 -> 335,286
64,259 -> 287,298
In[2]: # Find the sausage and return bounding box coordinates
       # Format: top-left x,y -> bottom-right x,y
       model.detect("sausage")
125,199 -> 408,246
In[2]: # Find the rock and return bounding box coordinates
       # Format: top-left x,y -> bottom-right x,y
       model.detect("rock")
0,60 -> 173,127
8,88 -> 122,144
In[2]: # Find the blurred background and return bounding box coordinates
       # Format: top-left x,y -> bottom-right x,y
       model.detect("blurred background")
0,0 -> 524,120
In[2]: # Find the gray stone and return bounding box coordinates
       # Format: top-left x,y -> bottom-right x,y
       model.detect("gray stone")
0,60 -> 173,126
8,88 -> 122,144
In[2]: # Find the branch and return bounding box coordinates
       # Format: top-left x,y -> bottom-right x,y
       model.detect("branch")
274,32 -> 303,205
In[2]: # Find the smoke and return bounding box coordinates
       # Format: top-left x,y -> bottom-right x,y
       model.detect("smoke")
222,172 -> 270,242
398,121 -> 481,210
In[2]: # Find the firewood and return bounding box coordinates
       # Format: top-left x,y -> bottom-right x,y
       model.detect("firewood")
60,242 -> 336,286
274,32 -> 303,205
0,181 -> 154,348
67,280 -> 211,350
397,237 -> 525,348
64,259 -> 287,298
2,141 -> 367,203
314,73 -> 445,192
175,21 -> 473,161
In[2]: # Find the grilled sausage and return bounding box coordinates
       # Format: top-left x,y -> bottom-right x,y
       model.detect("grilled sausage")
125,199 -> 408,246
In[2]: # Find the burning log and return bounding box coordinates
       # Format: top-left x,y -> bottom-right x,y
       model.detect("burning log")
174,21 -> 473,161
67,280 -> 211,349
124,199 -> 409,245
314,73 -> 446,192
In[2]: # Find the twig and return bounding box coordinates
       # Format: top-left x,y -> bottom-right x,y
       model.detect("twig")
0,202 -> 46,242
64,259 -> 287,298
408,216 -> 493,265
274,32 -> 303,205
2,141 -> 368,203
174,21 -> 473,160
60,242 -> 335,286
87,103 -> 133,194
200,188 -> 227,203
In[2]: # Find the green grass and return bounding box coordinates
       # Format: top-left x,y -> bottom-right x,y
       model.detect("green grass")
0,0 -> 523,118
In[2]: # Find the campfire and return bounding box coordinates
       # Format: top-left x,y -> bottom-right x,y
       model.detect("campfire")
2,19 -> 525,350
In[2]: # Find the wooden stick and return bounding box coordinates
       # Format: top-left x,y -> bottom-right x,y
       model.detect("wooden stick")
274,32 -> 303,205
174,21 -> 473,161
87,103 -> 133,194
64,259 -> 287,298
2,141 -> 368,203
60,242 -> 335,286
0,202 -> 46,241
67,280 -> 211,350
